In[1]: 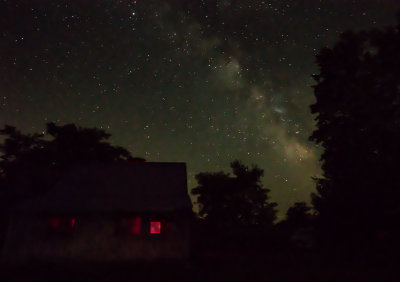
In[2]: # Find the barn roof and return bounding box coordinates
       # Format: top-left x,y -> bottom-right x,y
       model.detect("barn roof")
15,162 -> 192,214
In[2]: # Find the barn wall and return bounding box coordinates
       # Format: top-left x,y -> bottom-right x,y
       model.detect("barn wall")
2,213 -> 190,263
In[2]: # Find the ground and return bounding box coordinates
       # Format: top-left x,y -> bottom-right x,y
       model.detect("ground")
1,248 -> 398,282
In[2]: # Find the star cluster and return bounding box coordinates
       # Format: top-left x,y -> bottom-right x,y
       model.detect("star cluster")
1,0 -> 399,217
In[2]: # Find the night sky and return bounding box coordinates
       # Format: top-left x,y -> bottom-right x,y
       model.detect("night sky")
1,0 -> 399,218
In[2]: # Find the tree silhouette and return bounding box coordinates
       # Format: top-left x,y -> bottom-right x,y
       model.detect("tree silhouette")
192,160 -> 277,228
285,202 -> 312,229
310,20 -> 400,257
276,202 -> 313,241
0,123 -> 132,203
0,123 -> 134,247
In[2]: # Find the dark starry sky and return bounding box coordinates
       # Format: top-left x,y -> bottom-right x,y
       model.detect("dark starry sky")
1,0 -> 399,218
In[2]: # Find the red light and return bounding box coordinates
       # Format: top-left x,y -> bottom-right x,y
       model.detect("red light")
150,221 -> 161,234
129,217 -> 141,235
71,218 -> 76,228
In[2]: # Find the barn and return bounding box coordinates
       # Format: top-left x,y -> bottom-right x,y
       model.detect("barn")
1,162 -> 192,263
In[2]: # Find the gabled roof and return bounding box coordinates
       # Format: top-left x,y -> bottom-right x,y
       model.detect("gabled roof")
16,162 -> 192,214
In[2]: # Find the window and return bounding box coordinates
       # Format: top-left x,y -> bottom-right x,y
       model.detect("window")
149,221 -> 162,234
118,216 -> 165,236
128,217 -> 142,235
119,216 -> 142,235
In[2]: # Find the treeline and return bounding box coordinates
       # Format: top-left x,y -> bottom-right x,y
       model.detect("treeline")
0,122 -> 307,224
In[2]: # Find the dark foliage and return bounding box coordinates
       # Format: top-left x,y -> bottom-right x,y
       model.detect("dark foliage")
310,20 -> 400,258
0,123 -> 131,201
285,202 -> 312,229
192,160 -> 277,228
0,123 -> 133,248
275,202 -> 314,245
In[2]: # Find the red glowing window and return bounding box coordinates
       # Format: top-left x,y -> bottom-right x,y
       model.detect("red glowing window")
128,217 -> 142,235
150,221 -> 162,234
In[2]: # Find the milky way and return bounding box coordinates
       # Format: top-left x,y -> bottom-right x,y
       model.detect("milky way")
1,0 -> 399,217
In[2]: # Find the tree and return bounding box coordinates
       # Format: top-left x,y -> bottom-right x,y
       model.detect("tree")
0,123 -> 132,204
192,160 -> 277,228
310,20 -> 400,256
285,202 -> 312,229
0,123 -> 135,247
276,202 -> 312,238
